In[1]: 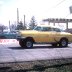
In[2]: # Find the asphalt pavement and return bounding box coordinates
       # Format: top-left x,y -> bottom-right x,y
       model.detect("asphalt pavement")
0,40 -> 72,63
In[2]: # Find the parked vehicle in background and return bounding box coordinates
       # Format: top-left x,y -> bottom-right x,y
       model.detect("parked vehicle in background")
0,30 -> 17,39
65,28 -> 72,34
17,25 -> 72,48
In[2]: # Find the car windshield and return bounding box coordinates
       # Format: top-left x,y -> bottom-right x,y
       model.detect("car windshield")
33,26 -> 52,31
33,26 -> 42,31
33,26 -> 65,32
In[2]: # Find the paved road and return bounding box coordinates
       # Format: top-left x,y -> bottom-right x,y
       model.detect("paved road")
0,42 -> 72,63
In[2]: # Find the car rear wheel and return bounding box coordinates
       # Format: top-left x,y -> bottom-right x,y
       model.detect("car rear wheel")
59,38 -> 68,47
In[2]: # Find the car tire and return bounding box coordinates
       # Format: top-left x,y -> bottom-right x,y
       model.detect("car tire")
25,40 -> 33,48
59,38 -> 68,47
19,40 -> 26,48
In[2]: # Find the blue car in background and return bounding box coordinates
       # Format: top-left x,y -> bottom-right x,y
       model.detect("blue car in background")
0,31 -> 17,39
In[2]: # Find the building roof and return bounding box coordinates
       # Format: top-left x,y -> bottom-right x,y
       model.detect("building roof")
43,18 -> 72,23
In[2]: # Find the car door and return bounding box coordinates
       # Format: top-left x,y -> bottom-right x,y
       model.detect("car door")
43,27 -> 57,43
33,27 -> 51,43
41,27 -> 58,43
53,28 -> 62,42
36,27 -> 55,43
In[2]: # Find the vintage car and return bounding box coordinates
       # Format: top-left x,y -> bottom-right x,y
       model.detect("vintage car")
17,25 -> 72,48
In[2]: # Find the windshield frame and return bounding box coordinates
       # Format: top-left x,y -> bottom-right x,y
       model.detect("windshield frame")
33,26 -> 42,31
33,26 -> 65,32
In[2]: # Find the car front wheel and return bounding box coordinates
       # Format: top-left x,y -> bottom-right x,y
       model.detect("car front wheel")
19,40 -> 25,47
25,40 -> 33,48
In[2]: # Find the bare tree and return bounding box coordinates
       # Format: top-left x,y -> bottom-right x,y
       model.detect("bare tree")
0,25 -> 7,32
29,16 -> 37,30
16,21 -> 24,30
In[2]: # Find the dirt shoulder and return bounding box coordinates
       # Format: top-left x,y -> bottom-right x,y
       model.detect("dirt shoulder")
0,58 -> 72,72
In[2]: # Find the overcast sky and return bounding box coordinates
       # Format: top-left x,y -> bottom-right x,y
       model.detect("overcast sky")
0,0 -> 72,29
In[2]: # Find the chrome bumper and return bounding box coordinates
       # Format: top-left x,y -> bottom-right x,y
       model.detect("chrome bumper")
16,35 -> 25,40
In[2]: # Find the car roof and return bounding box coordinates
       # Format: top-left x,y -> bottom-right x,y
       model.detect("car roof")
37,24 -> 59,28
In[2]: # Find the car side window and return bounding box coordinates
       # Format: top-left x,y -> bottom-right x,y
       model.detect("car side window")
42,27 -> 52,31
53,28 -> 61,32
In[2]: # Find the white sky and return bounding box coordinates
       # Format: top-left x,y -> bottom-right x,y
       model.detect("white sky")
0,0 -> 72,29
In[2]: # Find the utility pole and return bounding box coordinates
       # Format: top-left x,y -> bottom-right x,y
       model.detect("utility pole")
24,15 -> 25,29
9,20 -> 11,32
17,8 -> 19,25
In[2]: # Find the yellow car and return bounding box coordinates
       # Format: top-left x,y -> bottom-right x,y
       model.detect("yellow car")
17,25 -> 72,48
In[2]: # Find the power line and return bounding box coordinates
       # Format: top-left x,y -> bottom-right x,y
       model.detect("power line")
53,0 -> 66,8
65,13 -> 70,18
47,0 -> 67,15
53,0 -> 70,18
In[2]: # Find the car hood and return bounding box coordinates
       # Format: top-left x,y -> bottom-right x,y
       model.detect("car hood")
19,30 -> 38,34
